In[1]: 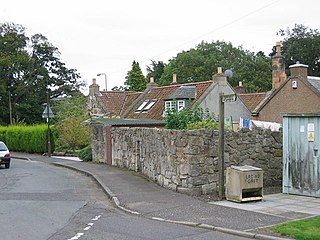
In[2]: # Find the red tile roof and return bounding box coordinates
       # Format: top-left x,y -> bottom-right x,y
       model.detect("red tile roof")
125,81 -> 214,120
99,91 -> 142,117
238,93 -> 267,112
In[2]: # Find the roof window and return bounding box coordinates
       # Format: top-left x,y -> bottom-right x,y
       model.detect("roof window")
135,99 -> 157,113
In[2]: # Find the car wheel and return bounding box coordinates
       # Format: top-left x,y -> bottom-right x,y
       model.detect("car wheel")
5,162 -> 10,169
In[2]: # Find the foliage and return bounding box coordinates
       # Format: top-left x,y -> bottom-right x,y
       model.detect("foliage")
125,60 -> 147,91
54,93 -> 90,153
187,120 -> 219,130
79,145 -> 92,162
277,24 -> 320,77
146,60 -> 165,83
158,40 -> 272,92
272,216 -> 320,240
111,85 -> 128,91
56,116 -> 89,153
0,22 -> 83,125
0,124 -> 53,153
165,105 -> 216,130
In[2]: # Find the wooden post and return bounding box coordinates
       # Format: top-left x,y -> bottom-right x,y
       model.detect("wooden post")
218,93 -> 225,199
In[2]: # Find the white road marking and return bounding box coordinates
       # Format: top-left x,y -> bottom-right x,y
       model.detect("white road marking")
67,213 -> 103,240
68,232 -> 84,240
91,215 -> 101,221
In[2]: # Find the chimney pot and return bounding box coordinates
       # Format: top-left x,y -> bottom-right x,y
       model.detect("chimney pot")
217,67 -> 222,74
150,77 -> 154,83
172,74 -> 177,84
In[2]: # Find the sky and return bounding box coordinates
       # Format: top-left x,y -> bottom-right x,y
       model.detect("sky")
1,0 -> 319,93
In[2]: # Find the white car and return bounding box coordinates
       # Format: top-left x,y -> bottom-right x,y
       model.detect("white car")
0,141 -> 11,168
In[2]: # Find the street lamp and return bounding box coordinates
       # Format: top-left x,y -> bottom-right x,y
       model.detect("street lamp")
97,73 -> 107,91
37,75 -> 53,157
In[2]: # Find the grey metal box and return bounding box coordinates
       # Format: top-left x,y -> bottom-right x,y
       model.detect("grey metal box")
226,165 -> 263,202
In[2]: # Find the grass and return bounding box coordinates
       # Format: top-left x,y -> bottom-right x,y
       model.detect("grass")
272,217 -> 320,240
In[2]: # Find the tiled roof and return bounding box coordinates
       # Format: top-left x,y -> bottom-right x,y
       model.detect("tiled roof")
238,92 -> 267,112
166,86 -> 196,100
99,91 -> 142,117
308,76 -> 320,94
125,81 -> 214,120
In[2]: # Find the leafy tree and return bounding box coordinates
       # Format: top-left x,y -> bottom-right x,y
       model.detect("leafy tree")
53,92 -> 90,153
125,61 -> 147,91
0,22 -> 83,125
111,85 -> 128,91
146,60 -> 165,83
158,40 -> 272,92
277,24 -> 320,76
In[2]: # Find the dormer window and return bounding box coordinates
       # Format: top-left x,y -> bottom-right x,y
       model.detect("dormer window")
164,85 -> 196,114
164,100 -> 186,112
135,99 -> 157,113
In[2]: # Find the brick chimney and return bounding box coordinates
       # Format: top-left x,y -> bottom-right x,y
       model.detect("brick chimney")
89,78 -> 100,96
234,81 -> 246,94
289,62 -> 308,79
272,42 -> 287,89
213,67 -> 227,86
147,76 -> 158,88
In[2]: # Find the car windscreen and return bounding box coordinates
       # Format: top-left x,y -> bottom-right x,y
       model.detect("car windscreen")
0,142 -> 8,151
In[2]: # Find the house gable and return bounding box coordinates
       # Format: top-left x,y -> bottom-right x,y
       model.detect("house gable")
254,76 -> 320,123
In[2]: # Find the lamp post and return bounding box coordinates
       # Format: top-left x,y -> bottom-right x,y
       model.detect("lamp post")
97,73 -> 107,91
37,75 -> 52,157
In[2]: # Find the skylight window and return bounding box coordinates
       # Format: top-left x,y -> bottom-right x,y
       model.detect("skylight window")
135,99 -> 157,113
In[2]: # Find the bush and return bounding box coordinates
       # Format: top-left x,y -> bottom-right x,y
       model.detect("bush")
165,105 -> 216,130
79,145 -> 92,162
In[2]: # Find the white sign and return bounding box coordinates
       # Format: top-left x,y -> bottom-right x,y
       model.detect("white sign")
222,94 -> 237,103
308,123 -> 315,132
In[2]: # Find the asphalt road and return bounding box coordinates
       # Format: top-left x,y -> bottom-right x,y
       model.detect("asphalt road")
0,158 -> 250,240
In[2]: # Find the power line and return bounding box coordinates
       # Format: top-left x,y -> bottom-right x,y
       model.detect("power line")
109,0 -> 281,76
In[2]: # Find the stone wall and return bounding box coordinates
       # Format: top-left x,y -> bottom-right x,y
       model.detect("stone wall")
91,124 -> 107,163
111,127 -> 283,196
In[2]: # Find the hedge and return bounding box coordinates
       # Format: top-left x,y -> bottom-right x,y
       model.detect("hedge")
0,125 -> 55,154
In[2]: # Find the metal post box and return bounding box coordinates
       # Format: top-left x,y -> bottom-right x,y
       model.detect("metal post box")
226,165 -> 263,202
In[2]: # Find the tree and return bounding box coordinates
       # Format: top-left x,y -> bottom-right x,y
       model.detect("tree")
111,85 -> 128,91
146,60 -> 165,83
125,61 -> 147,91
54,92 -> 90,153
277,24 -> 320,76
158,41 -> 272,92
0,22 -> 83,125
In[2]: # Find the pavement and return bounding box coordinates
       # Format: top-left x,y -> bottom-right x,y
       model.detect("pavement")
11,152 -> 320,240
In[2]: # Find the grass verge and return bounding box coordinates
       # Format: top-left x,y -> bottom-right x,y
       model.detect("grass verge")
272,216 -> 320,240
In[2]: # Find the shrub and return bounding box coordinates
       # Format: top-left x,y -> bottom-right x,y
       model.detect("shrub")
79,145 -> 92,162
165,105 -> 216,130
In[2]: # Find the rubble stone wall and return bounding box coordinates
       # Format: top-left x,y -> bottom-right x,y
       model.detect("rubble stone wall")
111,127 -> 283,196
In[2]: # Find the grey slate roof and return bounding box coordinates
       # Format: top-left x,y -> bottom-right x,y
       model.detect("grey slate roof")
165,86 -> 196,100
308,76 -> 320,93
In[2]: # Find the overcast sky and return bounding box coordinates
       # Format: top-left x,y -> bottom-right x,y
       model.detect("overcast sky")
1,0 -> 319,93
